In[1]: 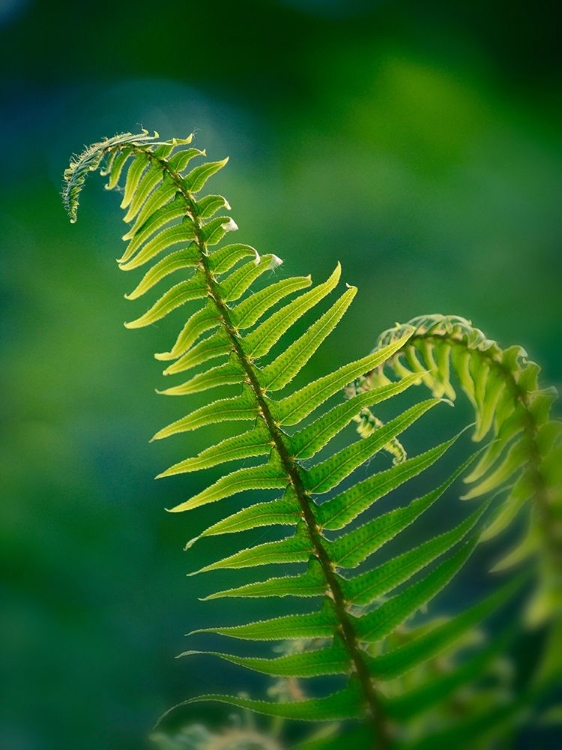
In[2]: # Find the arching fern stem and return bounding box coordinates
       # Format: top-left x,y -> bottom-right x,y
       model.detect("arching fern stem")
130,146 -> 393,748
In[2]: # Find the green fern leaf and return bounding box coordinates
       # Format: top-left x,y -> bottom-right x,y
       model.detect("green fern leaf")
274,337 -> 414,425
125,246 -> 200,300
63,134 -> 558,747
203,559 -> 326,600
121,182 -> 179,252
169,460 -> 286,513
232,274 -> 313,328
188,492 -> 301,542
124,275 -> 207,329
303,400 -> 440,495
179,641 -> 349,678
158,359 -> 245,397
158,424 -> 270,476
177,683 -> 364,722
289,374 -> 420,460
370,576 -> 525,680
345,500 -> 490,605
243,264 -> 341,358
162,330 -> 232,375
190,526 -> 311,574
260,287 -> 357,391
387,625 -> 515,720
193,603 -> 338,641
153,390 -> 257,438
355,540 -> 477,642
316,433 -> 460,530
155,303 -> 221,361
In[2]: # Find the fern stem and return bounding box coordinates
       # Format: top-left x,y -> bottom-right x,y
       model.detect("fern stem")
139,149 -> 393,749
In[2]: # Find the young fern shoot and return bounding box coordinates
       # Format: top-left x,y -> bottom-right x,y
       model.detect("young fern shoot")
358,315 -> 562,628
63,131 -> 560,749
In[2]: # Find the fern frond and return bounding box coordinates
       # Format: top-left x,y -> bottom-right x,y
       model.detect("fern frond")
359,314 -> 561,628
64,135 -> 557,748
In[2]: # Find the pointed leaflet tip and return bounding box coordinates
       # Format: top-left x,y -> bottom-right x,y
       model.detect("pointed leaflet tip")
162,361 -> 178,376
222,218 -> 238,232
186,628 -> 205,636
165,503 -> 189,513
171,134 -> 194,146
154,385 -> 181,396
175,650 -> 205,660
184,535 -> 200,551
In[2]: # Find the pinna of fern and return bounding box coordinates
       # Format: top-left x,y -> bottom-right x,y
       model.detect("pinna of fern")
63,131 -> 560,749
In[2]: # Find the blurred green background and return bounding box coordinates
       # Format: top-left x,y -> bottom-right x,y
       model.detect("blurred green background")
1,1 -> 561,748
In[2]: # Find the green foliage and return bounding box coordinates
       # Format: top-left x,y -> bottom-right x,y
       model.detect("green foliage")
358,314 -> 562,629
63,133 -> 561,748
